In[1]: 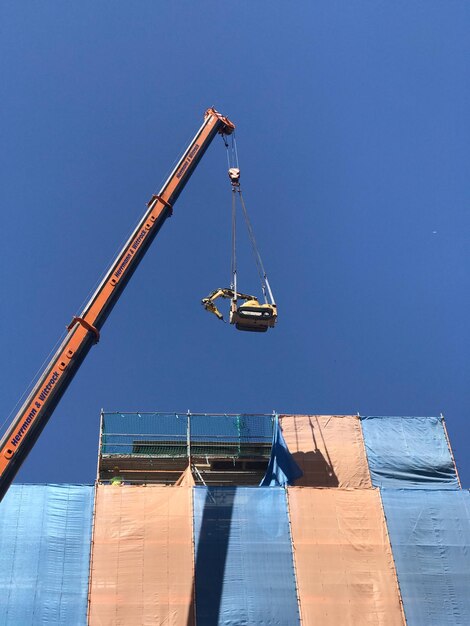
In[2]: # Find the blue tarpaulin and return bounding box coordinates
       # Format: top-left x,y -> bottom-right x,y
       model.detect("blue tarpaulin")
381,489 -> 470,626
0,484 -> 94,625
361,416 -> 459,488
260,416 -> 303,486
193,487 -> 300,625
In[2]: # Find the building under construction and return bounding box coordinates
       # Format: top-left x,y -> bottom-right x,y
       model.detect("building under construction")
0,105 -> 467,626
0,412 -> 469,625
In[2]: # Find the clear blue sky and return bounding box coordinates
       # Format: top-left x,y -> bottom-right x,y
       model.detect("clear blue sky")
1,2 -> 469,485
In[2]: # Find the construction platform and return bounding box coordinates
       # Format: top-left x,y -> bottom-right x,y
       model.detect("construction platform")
98,412 -> 274,486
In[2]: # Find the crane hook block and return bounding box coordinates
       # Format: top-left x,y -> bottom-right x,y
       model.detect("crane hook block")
228,168 -> 240,187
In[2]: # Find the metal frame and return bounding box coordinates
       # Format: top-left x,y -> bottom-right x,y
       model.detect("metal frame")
99,411 -> 275,461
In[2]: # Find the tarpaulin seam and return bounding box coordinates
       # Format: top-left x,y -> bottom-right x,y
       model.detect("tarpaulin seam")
286,489 -> 300,625
285,487 -> 304,625
86,480 -> 99,626
5,485 -> 22,622
59,488 -> 72,624
400,420 -> 412,466
429,496 -> 460,624
378,487 -> 408,626
362,415 -> 445,420
31,483 -> 48,616
357,414 -> 373,488
190,486 -> 197,626
441,414 -> 462,488
113,488 -> 121,625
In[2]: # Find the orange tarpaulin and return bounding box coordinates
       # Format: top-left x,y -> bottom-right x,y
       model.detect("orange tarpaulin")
174,465 -> 195,486
280,415 -> 371,488
288,488 -> 405,626
88,485 -> 195,626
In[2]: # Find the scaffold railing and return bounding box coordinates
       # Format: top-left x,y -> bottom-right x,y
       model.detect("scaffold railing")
100,412 -> 274,459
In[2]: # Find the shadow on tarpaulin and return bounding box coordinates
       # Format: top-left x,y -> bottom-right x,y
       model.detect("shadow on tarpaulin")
188,417 -> 302,626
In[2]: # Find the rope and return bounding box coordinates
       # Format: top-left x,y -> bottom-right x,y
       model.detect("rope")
224,133 -> 274,304
222,134 -> 231,170
0,330 -> 67,437
231,189 -> 237,293
232,134 -> 240,169
238,190 -> 272,303
223,133 -> 239,170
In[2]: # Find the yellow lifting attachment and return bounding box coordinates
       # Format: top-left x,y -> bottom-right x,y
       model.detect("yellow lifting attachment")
202,288 -> 277,333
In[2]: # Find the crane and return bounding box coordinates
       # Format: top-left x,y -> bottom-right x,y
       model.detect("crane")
0,107 -> 235,502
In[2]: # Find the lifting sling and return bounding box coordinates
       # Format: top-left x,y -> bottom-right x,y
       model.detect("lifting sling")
202,134 -> 277,333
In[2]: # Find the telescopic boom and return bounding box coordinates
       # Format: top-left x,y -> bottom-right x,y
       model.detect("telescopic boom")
0,108 -> 235,502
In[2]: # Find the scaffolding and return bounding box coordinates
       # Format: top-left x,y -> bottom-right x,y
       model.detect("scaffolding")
98,412 -> 274,486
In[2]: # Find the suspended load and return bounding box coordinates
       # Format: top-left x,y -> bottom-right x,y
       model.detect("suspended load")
202,135 -> 278,333
202,288 -> 277,333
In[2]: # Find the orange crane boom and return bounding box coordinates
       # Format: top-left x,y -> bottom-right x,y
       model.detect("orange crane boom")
0,107 -> 235,501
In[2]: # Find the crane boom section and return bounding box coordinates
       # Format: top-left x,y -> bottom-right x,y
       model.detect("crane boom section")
0,108 -> 235,501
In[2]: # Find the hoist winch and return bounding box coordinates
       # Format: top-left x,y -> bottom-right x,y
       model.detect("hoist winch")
202,134 -> 278,333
